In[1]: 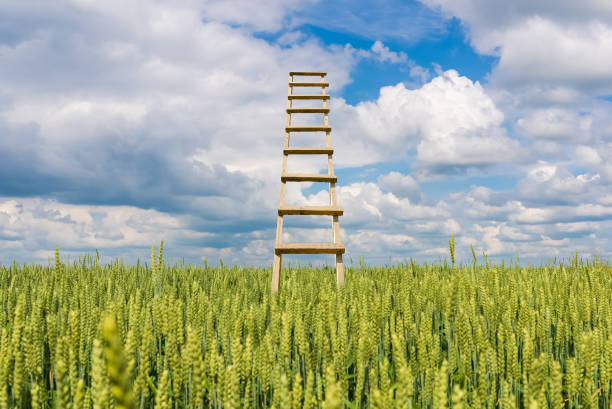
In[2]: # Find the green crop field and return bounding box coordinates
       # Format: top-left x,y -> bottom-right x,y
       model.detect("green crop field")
0,243 -> 611,409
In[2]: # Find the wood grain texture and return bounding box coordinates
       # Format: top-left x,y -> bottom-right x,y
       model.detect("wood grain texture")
286,107 -> 330,114
286,125 -> 331,132
278,205 -> 343,216
289,82 -> 329,87
275,242 -> 346,254
283,147 -> 333,155
281,173 -> 337,182
288,95 -> 330,100
289,71 -> 326,76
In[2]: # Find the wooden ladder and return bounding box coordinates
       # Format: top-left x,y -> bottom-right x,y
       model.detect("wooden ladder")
271,71 -> 345,292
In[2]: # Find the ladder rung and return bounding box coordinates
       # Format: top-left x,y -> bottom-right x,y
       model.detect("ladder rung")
281,173 -> 337,182
290,71 -> 326,76
286,126 -> 331,132
275,242 -> 345,254
288,95 -> 330,100
287,107 -> 330,114
289,82 -> 329,87
284,147 -> 333,155
278,206 -> 343,216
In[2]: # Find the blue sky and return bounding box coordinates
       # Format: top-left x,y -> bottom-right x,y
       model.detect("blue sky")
1,0 -> 612,266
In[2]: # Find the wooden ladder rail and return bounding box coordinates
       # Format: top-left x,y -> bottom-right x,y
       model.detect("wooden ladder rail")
271,72 -> 345,292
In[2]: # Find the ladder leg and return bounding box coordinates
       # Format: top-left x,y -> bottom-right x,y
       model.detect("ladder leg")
335,253 -> 344,287
272,253 -> 282,292
271,72 -> 292,293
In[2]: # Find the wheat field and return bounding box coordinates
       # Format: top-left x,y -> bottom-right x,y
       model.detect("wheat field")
0,243 -> 610,408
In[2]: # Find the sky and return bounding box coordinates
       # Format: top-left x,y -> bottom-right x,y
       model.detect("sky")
1,0 -> 612,266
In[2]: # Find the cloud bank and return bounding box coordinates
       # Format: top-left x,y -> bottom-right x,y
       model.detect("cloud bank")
1,0 -> 611,265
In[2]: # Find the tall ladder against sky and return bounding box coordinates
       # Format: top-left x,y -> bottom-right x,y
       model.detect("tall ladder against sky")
271,71 -> 345,292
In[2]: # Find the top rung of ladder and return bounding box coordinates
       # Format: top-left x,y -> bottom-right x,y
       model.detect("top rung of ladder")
290,71 -> 326,76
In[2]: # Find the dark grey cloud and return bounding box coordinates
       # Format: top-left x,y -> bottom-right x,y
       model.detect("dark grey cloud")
0,116 -> 257,214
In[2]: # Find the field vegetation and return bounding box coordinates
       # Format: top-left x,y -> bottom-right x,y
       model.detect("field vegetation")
0,242 -> 611,408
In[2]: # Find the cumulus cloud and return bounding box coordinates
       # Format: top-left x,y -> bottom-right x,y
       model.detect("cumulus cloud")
516,162 -> 604,206
0,0 -> 477,266
444,183 -> 612,261
575,146 -> 602,166
490,18 -> 612,94
370,40 -> 408,63
1,195 -> 311,266
422,0 -> 612,29
454,187 -> 523,221
554,221 -> 601,234
0,197 -> 187,264
421,0 -> 612,95
344,190 -> 450,259
0,0 -> 473,267
272,180 -> 455,262
516,108 -> 592,140
332,70 -> 519,176
419,0 -> 612,204
377,172 -> 422,202
0,0 -> 365,264
0,0 -> 368,229
338,182 -> 450,226
350,41 -> 430,83
2,0 -> 612,266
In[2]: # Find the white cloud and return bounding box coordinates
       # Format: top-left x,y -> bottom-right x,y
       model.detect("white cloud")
490,18 -> 612,93
370,40 -> 407,63
500,225 -> 531,241
473,224 -> 505,254
421,0 -> 612,29
539,235 -> 570,248
409,64 -> 431,83
516,108 -> 592,140
554,221 -> 601,233
200,0 -> 314,32
277,31 -> 307,45
463,198 -> 524,221
0,0 -> 368,224
600,195 -> 612,205
349,231 -> 416,253
2,0 -> 612,265
337,182 -> 450,225
0,197 -> 194,263
352,41 -> 429,82
442,181 -> 612,261
526,162 -> 557,183
573,140 -> 612,183
509,204 -> 612,225
332,70 -> 519,175
421,0 -> 612,94
275,181 -> 454,260
516,162 -> 604,206
0,0 -> 373,265
419,1 -> 612,186
377,171 -> 421,202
